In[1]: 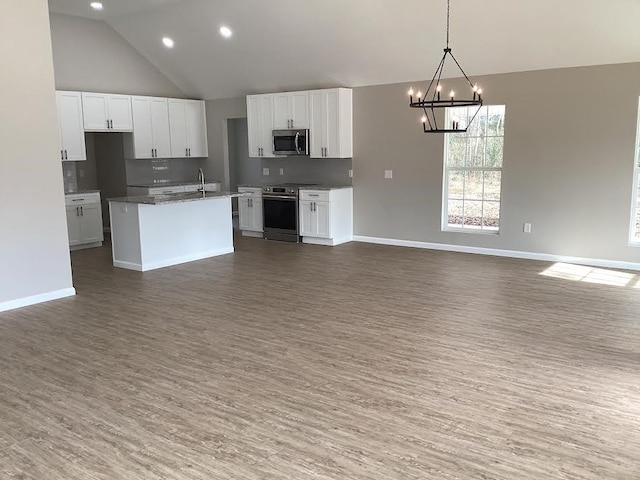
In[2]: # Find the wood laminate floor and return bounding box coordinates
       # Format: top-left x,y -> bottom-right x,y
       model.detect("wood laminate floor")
1,235 -> 640,479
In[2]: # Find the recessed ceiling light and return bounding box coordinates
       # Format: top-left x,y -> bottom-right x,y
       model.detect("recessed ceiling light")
90,2 -> 103,10
162,37 -> 175,48
219,26 -> 232,38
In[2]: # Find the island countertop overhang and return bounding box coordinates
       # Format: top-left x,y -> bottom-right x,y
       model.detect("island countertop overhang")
108,191 -> 250,206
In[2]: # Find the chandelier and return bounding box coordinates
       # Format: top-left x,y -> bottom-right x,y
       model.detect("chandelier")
407,0 -> 482,133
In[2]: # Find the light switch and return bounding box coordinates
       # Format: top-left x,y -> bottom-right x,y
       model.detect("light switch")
262,168 -> 270,176
348,169 -> 353,178
524,223 -> 532,233
384,170 -> 393,179
279,168 -> 284,176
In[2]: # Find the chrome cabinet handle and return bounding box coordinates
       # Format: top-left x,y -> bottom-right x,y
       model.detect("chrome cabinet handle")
76,207 -> 79,216
61,150 -> 64,160
81,206 -> 84,216
64,150 -> 68,160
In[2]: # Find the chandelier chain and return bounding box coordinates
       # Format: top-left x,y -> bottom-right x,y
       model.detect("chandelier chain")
446,0 -> 450,48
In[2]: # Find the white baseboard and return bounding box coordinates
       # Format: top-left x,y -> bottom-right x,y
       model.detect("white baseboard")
114,247 -> 235,272
70,242 -> 102,251
302,235 -> 353,246
241,231 -> 263,238
353,235 -> 640,272
0,287 -> 76,313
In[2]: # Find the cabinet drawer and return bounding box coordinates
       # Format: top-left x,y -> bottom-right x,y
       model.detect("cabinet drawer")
65,192 -> 100,206
299,190 -> 330,201
238,186 -> 263,197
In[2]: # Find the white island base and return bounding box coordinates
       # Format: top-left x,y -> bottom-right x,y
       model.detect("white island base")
109,195 -> 234,271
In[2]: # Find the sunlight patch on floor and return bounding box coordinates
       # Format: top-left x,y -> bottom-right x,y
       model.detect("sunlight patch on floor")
540,263 -> 637,287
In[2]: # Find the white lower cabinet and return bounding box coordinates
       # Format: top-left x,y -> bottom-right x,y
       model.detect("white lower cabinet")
127,182 -> 220,196
238,187 -> 263,236
299,188 -> 353,246
65,192 -> 104,249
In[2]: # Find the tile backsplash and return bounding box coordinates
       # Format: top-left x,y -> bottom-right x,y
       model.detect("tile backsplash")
125,158 -> 203,186
62,162 -> 79,193
260,156 -> 353,186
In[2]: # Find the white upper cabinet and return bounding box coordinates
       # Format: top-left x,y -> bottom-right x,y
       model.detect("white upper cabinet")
309,88 -> 352,158
128,96 -> 171,159
273,91 -> 309,130
56,91 -> 86,161
82,92 -> 133,132
168,99 -> 208,158
246,94 -> 277,157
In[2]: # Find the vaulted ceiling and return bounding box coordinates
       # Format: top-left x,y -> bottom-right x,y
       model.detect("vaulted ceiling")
48,0 -> 640,100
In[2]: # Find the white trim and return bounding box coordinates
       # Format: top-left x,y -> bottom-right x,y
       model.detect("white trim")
302,235 -> 353,246
70,241 -> 102,251
628,96 -> 640,245
115,247 -> 235,272
0,288 -> 76,313
353,235 -> 640,272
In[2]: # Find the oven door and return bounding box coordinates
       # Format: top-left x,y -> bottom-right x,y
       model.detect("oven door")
262,195 -> 299,242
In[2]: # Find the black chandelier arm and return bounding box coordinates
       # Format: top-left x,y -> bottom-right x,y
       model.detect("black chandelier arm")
410,99 -> 482,108
447,50 -> 475,89
425,51 -> 448,104
446,0 -> 451,49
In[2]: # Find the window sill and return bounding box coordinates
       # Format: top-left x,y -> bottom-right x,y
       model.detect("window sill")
442,226 -> 500,235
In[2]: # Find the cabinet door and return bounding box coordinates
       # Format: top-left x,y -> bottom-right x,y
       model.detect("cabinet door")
185,100 -> 208,157
273,93 -> 291,129
314,201 -> 331,238
66,206 -> 82,246
151,98 -> 171,158
324,90 -> 341,158
299,200 -> 315,236
131,97 -> 154,159
57,91 -> 86,161
252,199 -> 263,232
290,91 -> 309,129
260,95 -> 275,157
238,197 -> 253,230
82,93 -> 109,131
80,204 -> 104,243
107,94 -> 133,131
309,92 -> 326,158
246,96 -> 262,157
168,99 -> 188,158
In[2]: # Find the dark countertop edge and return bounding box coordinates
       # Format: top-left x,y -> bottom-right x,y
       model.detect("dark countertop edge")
237,184 -> 353,190
127,181 -> 221,188
108,191 -> 249,205
65,190 -> 100,195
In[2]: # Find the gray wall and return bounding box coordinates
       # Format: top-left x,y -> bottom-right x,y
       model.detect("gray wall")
353,62 -> 640,263
49,13 -> 183,97
0,1 -> 73,308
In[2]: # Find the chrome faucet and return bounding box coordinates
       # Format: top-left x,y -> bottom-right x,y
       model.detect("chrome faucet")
197,168 -> 205,193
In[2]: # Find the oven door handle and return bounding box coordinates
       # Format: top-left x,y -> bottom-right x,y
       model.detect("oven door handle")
295,132 -> 301,154
262,194 -> 296,200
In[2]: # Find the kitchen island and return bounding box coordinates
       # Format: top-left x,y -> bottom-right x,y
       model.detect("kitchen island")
109,191 -> 247,271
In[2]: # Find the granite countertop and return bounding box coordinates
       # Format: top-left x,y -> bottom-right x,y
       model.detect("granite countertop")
109,191 -> 249,205
128,180 -> 221,188
237,183 -> 352,190
65,190 -> 100,195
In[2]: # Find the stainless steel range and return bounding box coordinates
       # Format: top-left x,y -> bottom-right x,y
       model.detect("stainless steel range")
262,184 -> 317,242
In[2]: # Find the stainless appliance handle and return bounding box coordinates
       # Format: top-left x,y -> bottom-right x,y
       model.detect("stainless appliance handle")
295,132 -> 300,154
262,194 -> 296,200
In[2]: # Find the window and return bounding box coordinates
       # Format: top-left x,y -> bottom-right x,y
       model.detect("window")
630,98 -> 640,245
442,105 -> 506,233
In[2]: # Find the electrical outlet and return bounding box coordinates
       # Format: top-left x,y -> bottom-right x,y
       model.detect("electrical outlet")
348,169 -> 353,178
262,167 -> 270,176
279,168 -> 284,176
524,223 -> 532,234
384,170 -> 393,179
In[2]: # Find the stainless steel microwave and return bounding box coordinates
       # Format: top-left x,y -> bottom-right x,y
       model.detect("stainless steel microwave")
272,129 -> 309,156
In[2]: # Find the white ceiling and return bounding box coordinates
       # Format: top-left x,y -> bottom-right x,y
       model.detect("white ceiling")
49,0 -> 640,100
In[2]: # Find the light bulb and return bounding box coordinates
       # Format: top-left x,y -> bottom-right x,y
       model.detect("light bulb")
421,115 -> 427,123
162,37 -> 175,48
408,88 -> 414,96
449,90 -> 455,98
90,2 -> 103,10
417,90 -> 422,98
219,26 -> 233,38
473,84 -> 478,92
477,88 -> 483,95
437,85 -> 442,92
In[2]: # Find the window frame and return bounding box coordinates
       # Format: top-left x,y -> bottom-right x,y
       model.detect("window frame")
441,105 -> 506,235
629,97 -> 640,246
